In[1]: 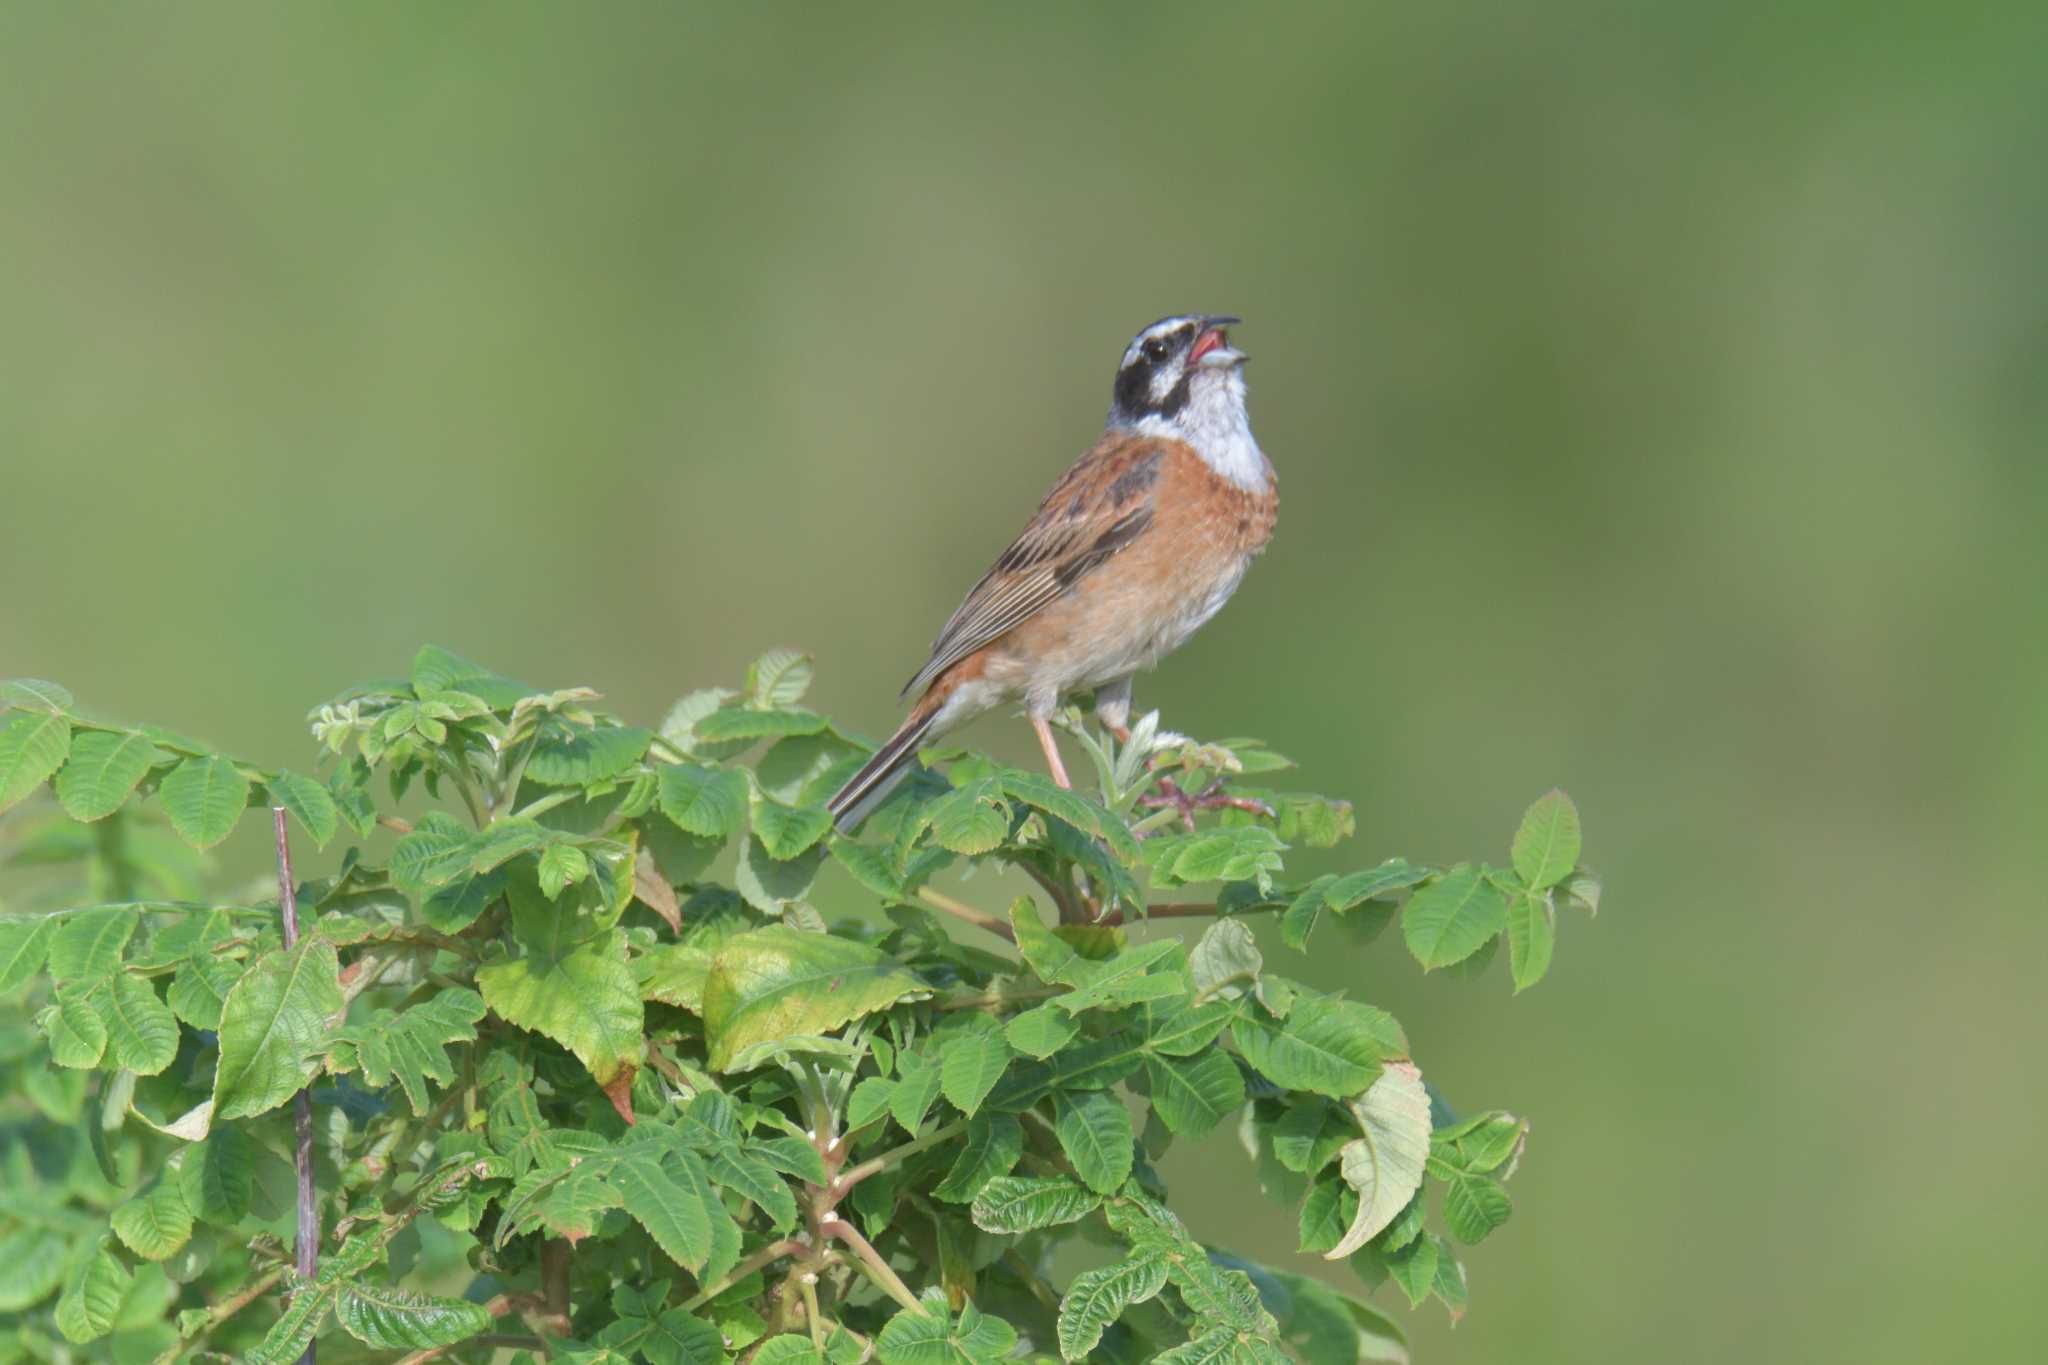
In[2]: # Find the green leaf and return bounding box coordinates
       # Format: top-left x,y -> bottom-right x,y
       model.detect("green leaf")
47,906 -> 137,981
1053,1089 -> 1133,1194
266,770 -> 339,848
1151,1330 -> 1238,1364
754,1135 -> 832,1187
244,1282 -> 336,1364
331,987 -> 486,1114
1004,1004 -> 1079,1058
389,814 -> 479,895
158,754 -> 250,850
525,723 -> 653,786
752,797 -> 833,860
1231,995 -> 1407,1097
1188,918 -> 1262,1001
1057,1252 -> 1169,1360
479,929 -> 642,1094
112,1181 -> 194,1261
421,866 -> 505,933
971,1174 -> 1101,1233
334,1282 -> 493,1349
1506,889 -> 1557,992
538,842 -> 592,898
1324,859 -> 1430,911
733,832 -> 826,912
1297,1175 -> 1353,1254
1148,826 -> 1287,887
1327,1062 -> 1432,1259
939,1024 -> 1012,1118
1137,997 -> 1231,1056
700,925 -> 929,1071
1053,939 -> 1186,1015
54,1240 -> 131,1343
708,1149 -> 800,1233
890,1049 -> 944,1131
0,677 -> 72,712
106,972 -> 179,1075
846,1076 -> 897,1132
55,730 -> 163,821
212,937 -> 344,1120
1436,1163 -> 1512,1244
748,649 -> 816,708
695,707 -> 828,742
178,1127 -> 255,1224
636,1307 -> 728,1365
638,943 -> 713,1013
0,1228 -> 67,1312
1000,771 -> 1138,860
924,780 -> 1010,856
932,1112 -> 1023,1202
411,644 -> 534,705
41,984 -> 107,1065
0,915 -> 54,997
1383,1234 -> 1438,1309
1401,865 -> 1508,970
1511,789 -> 1581,890
753,1337 -> 824,1365
875,1301 -> 1017,1364
0,709 -> 71,814
1145,1051 -> 1244,1137
612,1154 -> 713,1272
1278,875 -> 1338,952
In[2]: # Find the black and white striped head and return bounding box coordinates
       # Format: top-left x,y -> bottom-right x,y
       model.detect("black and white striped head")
1108,314 -> 1246,430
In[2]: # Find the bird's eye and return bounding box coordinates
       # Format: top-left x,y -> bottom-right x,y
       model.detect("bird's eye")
1142,338 -> 1171,363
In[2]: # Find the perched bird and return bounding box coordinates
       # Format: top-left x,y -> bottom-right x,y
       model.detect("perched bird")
827,314 -> 1277,833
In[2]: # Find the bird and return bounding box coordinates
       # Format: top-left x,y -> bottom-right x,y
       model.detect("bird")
827,314 -> 1277,834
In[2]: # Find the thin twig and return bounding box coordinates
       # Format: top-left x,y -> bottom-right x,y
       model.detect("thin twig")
833,1118 -> 968,1194
681,1238 -> 809,1310
915,887 -> 1016,943
822,1215 -> 928,1315
273,808 -> 318,1365
395,1334 -> 551,1365
147,1266 -> 289,1365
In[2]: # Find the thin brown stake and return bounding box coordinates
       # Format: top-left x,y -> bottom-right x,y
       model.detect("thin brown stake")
273,807 -> 318,1365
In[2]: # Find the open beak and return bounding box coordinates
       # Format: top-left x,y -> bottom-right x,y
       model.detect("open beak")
1189,315 -> 1245,368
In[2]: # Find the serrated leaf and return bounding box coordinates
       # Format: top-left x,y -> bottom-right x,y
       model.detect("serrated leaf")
389,811 -> 479,892
1057,1252 -> 1169,1360
656,763 -> 748,837
875,1301 -> 1018,1364
1436,1164 -> 1512,1244
1231,995 -> 1406,1097
1000,770 -> 1138,860
846,1076 -> 897,1132
1401,866 -> 1508,970
1511,789 -> 1581,890
695,708 -> 828,742
613,1153 -> 713,1271
106,972 -> 179,1075
330,987 -> 486,1114
754,1135 -> 832,1187
748,649 -> 815,708
939,1026 -> 1012,1117
334,1282 -> 493,1349
933,1112 -> 1023,1202
0,1227 -> 68,1312
1383,1235 -> 1438,1308
43,984 -> 109,1066
213,937 -> 343,1120
539,842 -> 592,898
637,1307 -> 728,1365
891,1049 -> 944,1131
1327,1063 -> 1432,1259
0,915 -> 54,997
1151,1329 -> 1238,1364
970,1174 -> 1101,1233
700,925 -> 928,1071
1148,825 -> 1288,887
1325,859 -> 1430,911
753,797 -> 833,860
178,1127 -> 255,1224
266,770 -> 339,848
158,754 -> 250,849
54,1241 -> 131,1343
924,781 -> 1010,856
47,906 -> 137,981
709,1149 -> 800,1233
0,709 -> 71,814
1506,889 -> 1556,992
1003,1004 -> 1079,1058
753,1337 -> 824,1364
1052,939 -> 1185,1015
422,866 -> 506,933
479,929 -> 642,1097
0,677 -> 72,712
733,832 -> 826,912
1145,1051 -> 1244,1137
526,723 -> 653,786
1189,918 -> 1262,1001
1053,1089 -> 1133,1194
244,1281 -> 335,1364
1297,1175 -> 1353,1253
638,943 -> 713,1013
112,1181 -> 194,1261
410,644 -> 533,706
1138,996 -> 1231,1056
1279,875 -> 1338,952
55,730 -> 163,821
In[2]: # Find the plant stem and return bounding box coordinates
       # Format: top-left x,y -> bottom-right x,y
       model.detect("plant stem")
273,808 -> 319,1365
834,1118 -> 968,1194
823,1215 -> 928,1316
147,1266 -> 289,1365
395,1335 -> 551,1365
681,1238 -> 808,1310
915,887 -> 1016,943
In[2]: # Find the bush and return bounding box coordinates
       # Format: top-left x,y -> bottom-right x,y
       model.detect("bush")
0,648 -> 1597,1363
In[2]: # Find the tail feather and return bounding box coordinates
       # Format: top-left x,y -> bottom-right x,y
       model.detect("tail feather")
828,707 -> 939,834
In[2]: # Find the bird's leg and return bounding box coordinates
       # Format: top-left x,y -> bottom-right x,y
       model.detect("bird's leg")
1030,715 -> 1072,789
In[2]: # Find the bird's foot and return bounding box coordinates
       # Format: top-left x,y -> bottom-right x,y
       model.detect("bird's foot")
1136,777 -> 1276,833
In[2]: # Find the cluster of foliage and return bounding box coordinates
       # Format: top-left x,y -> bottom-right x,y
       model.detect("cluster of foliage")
0,648 -> 1597,1364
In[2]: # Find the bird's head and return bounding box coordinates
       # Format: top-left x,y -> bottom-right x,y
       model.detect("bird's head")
1107,314 -> 1247,432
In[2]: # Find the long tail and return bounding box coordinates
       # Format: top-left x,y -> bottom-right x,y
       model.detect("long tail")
827,702 -> 941,834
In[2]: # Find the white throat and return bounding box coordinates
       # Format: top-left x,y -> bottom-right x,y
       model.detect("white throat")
1133,367 -> 1268,491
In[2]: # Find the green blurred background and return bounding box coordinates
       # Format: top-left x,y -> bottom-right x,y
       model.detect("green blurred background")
3,3 -> 2044,1359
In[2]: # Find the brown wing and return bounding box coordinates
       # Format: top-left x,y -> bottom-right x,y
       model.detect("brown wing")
901,432 -> 1170,697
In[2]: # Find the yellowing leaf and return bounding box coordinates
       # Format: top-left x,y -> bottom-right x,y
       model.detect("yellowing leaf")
700,925 -> 929,1071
